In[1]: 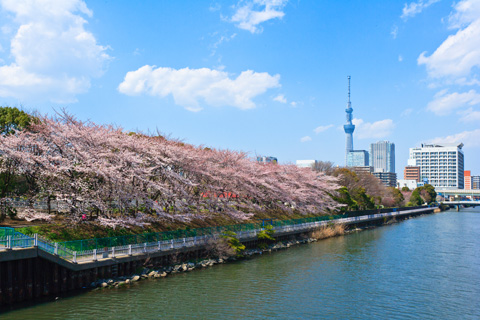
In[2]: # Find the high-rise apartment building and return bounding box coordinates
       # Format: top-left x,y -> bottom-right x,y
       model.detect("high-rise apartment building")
370,141 -> 395,174
473,176 -> 480,189
404,166 -> 420,182
408,143 -> 464,189
465,170 -> 472,190
372,171 -> 397,187
347,150 -> 369,167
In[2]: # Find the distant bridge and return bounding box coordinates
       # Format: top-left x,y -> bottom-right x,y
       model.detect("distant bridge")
441,200 -> 480,205
440,200 -> 480,211
436,189 -> 480,197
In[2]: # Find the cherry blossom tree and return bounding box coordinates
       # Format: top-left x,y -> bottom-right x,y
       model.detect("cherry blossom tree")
0,111 -> 341,225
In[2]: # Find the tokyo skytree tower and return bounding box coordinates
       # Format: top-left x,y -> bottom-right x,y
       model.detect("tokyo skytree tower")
343,76 -> 355,165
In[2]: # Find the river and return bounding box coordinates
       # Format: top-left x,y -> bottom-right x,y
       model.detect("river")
2,208 -> 480,319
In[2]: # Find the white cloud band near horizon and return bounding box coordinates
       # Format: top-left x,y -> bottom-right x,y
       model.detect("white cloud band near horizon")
428,128 -> 480,148
352,118 -> 395,139
427,89 -> 480,116
0,0 -> 110,103
118,65 -> 280,112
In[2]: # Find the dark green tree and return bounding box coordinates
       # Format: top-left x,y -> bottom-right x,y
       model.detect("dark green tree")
351,187 -> 376,210
0,107 -> 37,198
0,106 -> 34,135
421,184 -> 437,204
331,186 -> 359,211
410,184 -> 436,206
410,189 -> 424,206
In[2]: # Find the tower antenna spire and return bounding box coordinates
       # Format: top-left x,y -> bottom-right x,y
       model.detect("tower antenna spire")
347,75 -> 351,107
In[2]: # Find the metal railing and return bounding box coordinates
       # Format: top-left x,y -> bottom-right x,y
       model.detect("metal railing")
0,206 -> 436,264
56,205 -> 429,252
0,227 -> 15,237
0,233 -> 37,249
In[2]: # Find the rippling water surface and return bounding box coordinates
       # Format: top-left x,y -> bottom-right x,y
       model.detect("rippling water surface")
2,208 -> 480,319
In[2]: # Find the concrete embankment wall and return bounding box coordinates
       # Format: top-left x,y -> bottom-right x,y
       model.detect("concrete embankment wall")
0,206 -> 436,307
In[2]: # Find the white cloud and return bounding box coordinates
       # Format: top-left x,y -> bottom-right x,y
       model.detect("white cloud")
300,135 -> 311,143
428,129 -> 480,147
273,94 -> 287,103
401,0 -> 440,20
1,25 -> 12,34
290,101 -> 297,107
211,33 -> 236,56
0,0 -> 110,103
418,0 -> 480,81
313,124 -> 333,134
448,0 -> 480,29
459,107 -> 480,122
230,0 -> 287,33
398,55 -> 403,62
209,3 -> 221,12
352,118 -> 395,139
426,89 -> 480,116
401,108 -> 413,116
391,25 -> 398,39
118,65 -> 280,112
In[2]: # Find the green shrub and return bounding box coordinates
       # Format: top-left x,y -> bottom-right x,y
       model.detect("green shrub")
222,231 -> 245,255
257,225 -> 275,249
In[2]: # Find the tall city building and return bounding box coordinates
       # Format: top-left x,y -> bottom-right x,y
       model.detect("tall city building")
473,176 -> 480,189
370,141 -> 395,173
465,170 -> 472,190
346,150 -> 369,167
343,76 -> 355,165
408,143 -> 464,189
404,166 -> 420,182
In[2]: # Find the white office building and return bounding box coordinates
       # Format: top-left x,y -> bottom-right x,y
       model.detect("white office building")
296,160 -> 317,168
396,179 -> 418,190
408,143 -> 464,190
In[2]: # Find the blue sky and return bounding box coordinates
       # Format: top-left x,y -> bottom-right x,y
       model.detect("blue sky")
0,0 -> 479,176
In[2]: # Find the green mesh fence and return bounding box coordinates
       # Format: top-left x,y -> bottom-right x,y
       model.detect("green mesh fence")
0,227 -> 15,237
59,214 -> 343,251
58,206 -> 428,252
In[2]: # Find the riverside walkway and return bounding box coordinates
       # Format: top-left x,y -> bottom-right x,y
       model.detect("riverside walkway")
1,206 -> 437,267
